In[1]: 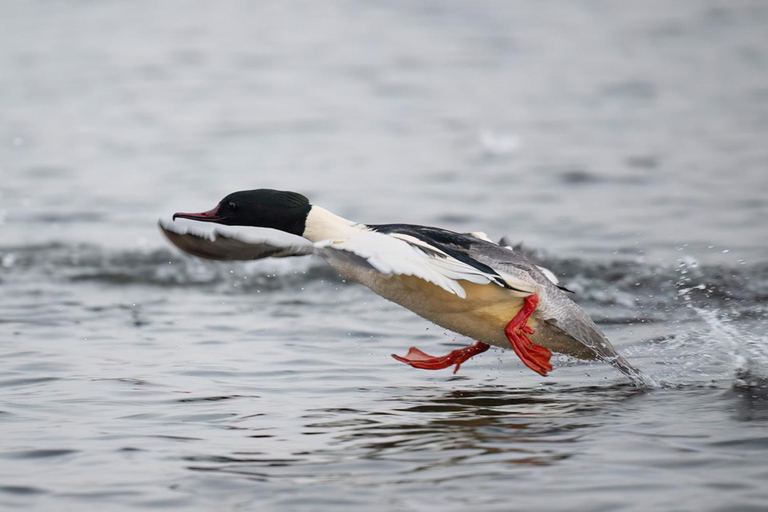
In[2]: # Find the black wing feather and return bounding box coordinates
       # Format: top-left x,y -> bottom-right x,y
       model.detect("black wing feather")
369,224 -> 528,292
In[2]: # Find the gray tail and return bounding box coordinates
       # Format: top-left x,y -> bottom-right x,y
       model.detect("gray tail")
604,353 -> 649,387
545,306 -> 649,387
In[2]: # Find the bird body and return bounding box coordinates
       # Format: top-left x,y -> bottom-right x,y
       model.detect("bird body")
163,189 -> 644,384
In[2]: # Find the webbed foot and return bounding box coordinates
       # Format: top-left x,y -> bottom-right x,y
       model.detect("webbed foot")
505,294 -> 552,376
392,341 -> 490,374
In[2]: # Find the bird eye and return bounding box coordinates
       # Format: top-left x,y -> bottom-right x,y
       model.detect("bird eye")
228,201 -> 237,210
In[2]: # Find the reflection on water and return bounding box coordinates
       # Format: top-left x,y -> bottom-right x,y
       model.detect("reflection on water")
730,374 -> 768,422
187,383 -> 646,485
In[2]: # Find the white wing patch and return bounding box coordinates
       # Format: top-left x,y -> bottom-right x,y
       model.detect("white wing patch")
315,231 -> 507,298
466,231 -> 494,243
536,265 -> 560,286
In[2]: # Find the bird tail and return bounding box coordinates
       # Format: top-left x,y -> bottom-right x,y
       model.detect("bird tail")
541,307 -> 649,387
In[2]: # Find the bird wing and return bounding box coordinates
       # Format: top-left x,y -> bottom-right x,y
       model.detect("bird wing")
158,219 -> 315,261
315,230 -> 535,299
160,218 -> 535,299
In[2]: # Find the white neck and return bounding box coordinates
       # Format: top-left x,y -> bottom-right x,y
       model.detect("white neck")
302,205 -> 363,242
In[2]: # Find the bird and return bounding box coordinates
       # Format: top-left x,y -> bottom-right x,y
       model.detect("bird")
160,188 -> 644,384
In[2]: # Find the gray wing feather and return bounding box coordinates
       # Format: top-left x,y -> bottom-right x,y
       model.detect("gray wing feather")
158,220 -> 315,261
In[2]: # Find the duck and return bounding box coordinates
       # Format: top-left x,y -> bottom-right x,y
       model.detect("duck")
160,188 -> 644,384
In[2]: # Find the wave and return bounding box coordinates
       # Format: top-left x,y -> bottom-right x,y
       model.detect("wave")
2,242 -> 766,391
1,242 -> 766,314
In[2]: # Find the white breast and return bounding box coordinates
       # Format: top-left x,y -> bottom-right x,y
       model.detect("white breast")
302,206 -> 363,242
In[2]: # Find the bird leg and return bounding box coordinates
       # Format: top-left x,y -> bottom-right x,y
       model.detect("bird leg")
505,294 -> 552,376
392,341 -> 490,374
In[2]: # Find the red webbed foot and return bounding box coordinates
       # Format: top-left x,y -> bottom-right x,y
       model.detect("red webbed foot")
505,294 -> 553,376
392,341 -> 490,374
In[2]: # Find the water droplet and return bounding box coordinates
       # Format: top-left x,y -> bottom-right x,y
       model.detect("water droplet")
1,253 -> 16,268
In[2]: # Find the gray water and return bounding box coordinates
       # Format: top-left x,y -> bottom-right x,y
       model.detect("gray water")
2,1 -> 768,510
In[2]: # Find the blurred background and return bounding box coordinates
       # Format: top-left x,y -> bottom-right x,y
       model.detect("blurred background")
1,1 -> 767,511
2,0 -> 766,260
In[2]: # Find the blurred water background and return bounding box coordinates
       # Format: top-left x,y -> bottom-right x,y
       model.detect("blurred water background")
1,1 -> 767,510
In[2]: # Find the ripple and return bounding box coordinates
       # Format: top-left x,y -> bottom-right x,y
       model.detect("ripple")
0,485 -> 47,495
1,449 -> 79,459
0,377 -> 59,388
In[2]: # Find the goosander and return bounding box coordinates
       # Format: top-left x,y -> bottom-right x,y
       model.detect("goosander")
161,188 -> 643,384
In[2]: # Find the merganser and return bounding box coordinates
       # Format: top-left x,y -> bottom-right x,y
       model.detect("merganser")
161,188 -> 644,384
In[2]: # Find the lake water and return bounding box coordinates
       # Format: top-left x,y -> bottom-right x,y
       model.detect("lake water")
1,1 -> 768,510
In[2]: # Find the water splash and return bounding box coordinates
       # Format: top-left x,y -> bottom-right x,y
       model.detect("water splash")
694,307 -> 768,389
672,256 -> 768,387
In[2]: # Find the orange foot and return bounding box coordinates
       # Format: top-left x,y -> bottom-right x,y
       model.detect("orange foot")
505,294 -> 552,376
392,341 -> 490,374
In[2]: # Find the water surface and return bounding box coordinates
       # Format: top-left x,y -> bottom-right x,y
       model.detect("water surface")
1,1 -> 768,510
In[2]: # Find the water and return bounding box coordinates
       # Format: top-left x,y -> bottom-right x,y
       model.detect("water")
2,1 -> 768,510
